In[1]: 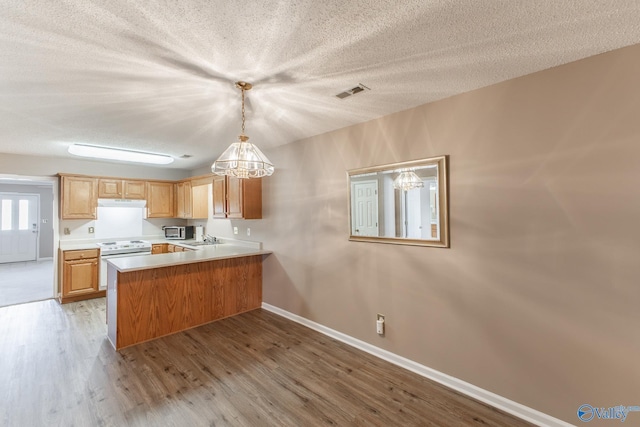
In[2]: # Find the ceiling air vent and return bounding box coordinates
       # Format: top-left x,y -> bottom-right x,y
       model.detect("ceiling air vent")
335,83 -> 370,99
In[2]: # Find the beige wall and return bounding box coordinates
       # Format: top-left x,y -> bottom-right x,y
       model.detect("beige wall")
242,44 -> 640,425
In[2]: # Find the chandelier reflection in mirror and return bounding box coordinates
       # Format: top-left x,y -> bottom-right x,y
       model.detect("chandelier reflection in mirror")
212,81 -> 274,179
393,170 -> 424,191
348,156 -> 449,248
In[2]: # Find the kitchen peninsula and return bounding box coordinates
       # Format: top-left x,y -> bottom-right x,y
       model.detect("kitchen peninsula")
106,242 -> 271,350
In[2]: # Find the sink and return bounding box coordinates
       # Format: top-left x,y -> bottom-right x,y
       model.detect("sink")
187,241 -> 218,246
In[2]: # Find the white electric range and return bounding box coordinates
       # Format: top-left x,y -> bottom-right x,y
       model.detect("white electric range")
97,240 -> 152,289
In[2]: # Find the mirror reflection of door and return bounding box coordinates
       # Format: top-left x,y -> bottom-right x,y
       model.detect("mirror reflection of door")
0,193 -> 39,263
351,181 -> 379,236
397,177 -> 438,239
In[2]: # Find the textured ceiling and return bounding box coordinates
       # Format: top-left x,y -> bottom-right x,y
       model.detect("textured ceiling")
1,1 -> 640,170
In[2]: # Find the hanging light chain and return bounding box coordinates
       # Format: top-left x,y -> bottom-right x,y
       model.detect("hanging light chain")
241,85 -> 246,135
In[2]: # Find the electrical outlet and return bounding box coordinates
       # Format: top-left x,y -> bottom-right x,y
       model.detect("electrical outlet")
376,314 -> 385,335
64,227 -> 70,235
88,226 -> 94,234
247,228 -> 251,236
233,226 -> 238,235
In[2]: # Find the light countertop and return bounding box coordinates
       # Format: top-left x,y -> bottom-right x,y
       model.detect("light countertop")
107,244 -> 271,273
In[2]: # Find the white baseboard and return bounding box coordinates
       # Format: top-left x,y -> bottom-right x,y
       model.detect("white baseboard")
262,303 -> 572,427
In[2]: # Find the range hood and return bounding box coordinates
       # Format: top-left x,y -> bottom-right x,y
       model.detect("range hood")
97,198 -> 146,208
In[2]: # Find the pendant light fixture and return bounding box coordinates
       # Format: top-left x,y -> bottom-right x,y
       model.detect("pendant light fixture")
212,81 -> 274,179
393,170 -> 424,191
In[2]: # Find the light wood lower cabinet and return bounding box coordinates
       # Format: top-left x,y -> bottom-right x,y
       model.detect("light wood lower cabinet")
59,248 -> 103,303
151,243 -> 167,254
153,243 -> 192,254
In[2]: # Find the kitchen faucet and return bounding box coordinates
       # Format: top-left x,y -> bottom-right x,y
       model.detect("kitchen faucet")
204,234 -> 218,244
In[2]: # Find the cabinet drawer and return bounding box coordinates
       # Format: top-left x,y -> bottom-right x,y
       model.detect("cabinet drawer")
63,249 -> 99,261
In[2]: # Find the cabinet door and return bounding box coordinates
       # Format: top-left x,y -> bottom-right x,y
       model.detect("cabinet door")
183,181 -> 192,218
192,184 -> 209,219
123,180 -> 146,199
227,177 -> 262,219
146,182 -> 175,218
98,179 -> 122,198
176,182 -> 185,218
175,181 -> 192,218
61,176 -> 97,219
211,176 -> 262,219
151,244 -> 167,254
62,258 -> 98,297
226,176 -> 243,219
241,177 -> 262,219
212,175 -> 227,218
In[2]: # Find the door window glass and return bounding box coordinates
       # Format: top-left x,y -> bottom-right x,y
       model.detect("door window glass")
18,199 -> 29,230
1,199 -> 12,230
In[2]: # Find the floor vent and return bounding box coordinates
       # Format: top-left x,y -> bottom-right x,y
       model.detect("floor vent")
335,83 -> 370,99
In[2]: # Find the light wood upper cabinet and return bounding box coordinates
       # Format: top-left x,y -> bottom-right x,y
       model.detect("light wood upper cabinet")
192,184 -> 209,218
98,179 -> 146,199
175,181 -> 192,219
211,176 -> 262,219
60,175 -> 98,220
98,179 -> 122,198
123,180 -> 146,199
59,173 -> 235,220
146,181 -> 175,218
212,175 -> 227,218
176,179 -> 209,219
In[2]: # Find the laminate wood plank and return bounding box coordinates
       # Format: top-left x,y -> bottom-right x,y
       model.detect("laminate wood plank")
0,299 -> 535,427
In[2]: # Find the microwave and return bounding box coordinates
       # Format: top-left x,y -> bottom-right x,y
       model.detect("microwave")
164,225 -> 194,240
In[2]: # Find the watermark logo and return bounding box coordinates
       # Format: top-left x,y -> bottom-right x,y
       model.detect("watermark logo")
577,404 -> 640,423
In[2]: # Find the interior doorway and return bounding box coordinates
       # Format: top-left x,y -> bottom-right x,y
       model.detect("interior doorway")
0,178 -> 55,307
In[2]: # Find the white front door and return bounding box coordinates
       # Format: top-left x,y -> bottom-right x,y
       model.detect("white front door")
0,193 -> 39,263
352,181 -> 379,236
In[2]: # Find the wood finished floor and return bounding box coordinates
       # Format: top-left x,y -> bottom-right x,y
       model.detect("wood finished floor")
0,298 -> 534,426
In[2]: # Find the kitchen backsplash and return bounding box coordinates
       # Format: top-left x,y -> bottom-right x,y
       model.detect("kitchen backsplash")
59,217 -> 187,240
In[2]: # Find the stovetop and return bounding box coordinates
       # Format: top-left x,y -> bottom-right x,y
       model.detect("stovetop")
97,240 -> 151,255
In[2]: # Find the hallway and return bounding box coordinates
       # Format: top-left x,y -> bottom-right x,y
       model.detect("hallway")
0,260 -> 53,307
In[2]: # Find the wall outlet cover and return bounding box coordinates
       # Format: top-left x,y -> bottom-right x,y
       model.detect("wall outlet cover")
233,226 -> 238,235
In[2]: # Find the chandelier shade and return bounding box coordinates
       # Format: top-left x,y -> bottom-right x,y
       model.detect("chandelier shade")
212,138 -> 274,179
212,81 -> 274,179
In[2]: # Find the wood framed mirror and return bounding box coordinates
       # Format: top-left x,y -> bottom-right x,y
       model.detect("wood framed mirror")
347,155 -> 449,247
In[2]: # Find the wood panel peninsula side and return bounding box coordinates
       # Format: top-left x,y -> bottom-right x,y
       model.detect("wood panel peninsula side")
106,245 -> 270,350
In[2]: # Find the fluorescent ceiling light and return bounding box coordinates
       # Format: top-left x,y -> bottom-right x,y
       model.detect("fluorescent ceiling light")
68,144 -> 174,165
